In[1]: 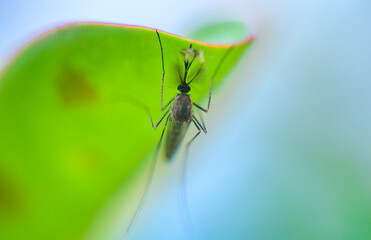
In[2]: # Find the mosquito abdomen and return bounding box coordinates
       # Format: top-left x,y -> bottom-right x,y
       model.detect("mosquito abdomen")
165,119 -> 191,159
165,94 -> 193,159
171,94 -> 193,121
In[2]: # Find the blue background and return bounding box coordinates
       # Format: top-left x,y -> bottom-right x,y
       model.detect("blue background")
1,0 -> 370,239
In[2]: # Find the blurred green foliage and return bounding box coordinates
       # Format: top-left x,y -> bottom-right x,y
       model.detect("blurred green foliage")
0,23 -> 253,239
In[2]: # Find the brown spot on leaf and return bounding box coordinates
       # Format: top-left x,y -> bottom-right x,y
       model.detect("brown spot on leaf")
0,168 -> 23,219
57,67 -> 98,105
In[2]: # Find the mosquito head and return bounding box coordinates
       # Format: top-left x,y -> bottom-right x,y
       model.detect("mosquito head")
177,83 -> 191,93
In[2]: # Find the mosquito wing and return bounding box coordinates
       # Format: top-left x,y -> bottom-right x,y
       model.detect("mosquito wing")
165,118 -> 191,159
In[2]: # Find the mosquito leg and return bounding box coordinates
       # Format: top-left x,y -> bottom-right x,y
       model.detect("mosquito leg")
118,94 -> 171,130
193,46 -> 235,113
126,113 -> 171,234
150,108 -> 170,130
162,97 -> 175,111
155,30 -> 174,111
184,118 -> 202,161
197,110 -> 207,133
178,118 -> 202,234
192,113 -> 207,134
182,118 -> 202,192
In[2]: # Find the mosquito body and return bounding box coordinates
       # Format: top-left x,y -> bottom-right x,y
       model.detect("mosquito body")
125,29 -> 233,234
162,44 -> 207,158
165,92 -> 193,158
149,31 -> 212,160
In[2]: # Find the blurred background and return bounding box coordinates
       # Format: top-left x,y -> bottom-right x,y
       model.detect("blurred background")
1,0 -> 371,240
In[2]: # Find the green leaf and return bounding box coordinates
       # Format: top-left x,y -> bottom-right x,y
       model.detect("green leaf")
0,23 -> 253,239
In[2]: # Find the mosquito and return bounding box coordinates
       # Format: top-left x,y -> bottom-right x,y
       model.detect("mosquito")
125,29 -> 234,234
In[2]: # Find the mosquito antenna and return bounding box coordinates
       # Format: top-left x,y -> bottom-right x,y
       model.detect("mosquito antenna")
187,64 -> 204,85
177,64 -> 183,83
187,54 -> 197,70
183,54 -> 189,83
182,45 -> 198,84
